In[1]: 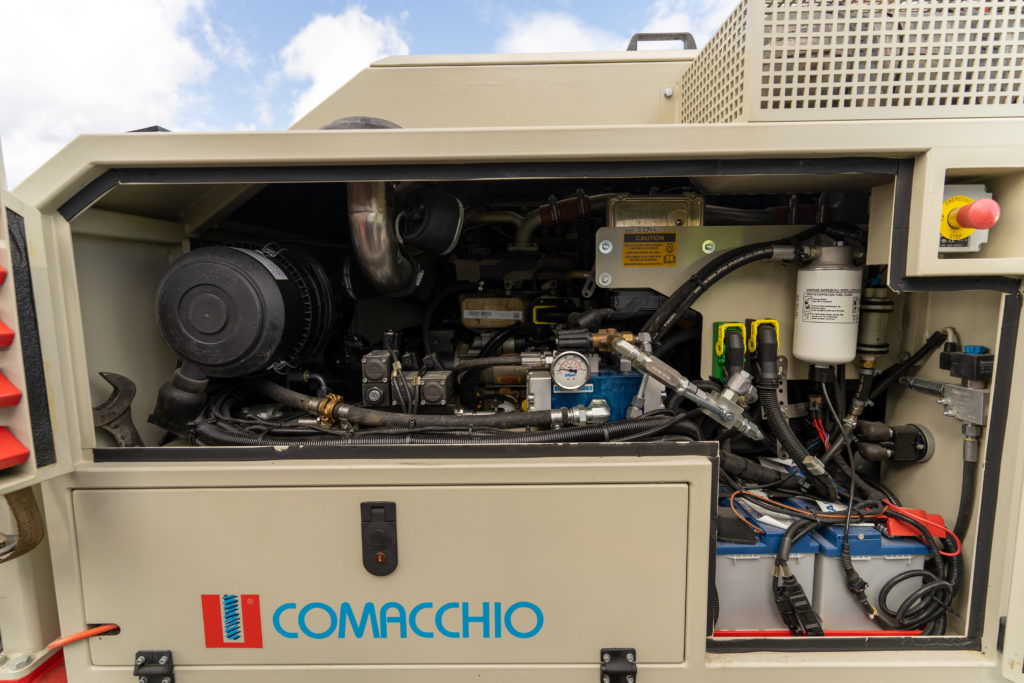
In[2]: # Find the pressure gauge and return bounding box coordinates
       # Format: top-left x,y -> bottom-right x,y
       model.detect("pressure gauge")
550,350 -> 591,391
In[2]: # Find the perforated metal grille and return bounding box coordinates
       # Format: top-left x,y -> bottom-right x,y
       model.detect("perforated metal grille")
680,0 -> 1024,122
681,1 -> 749,122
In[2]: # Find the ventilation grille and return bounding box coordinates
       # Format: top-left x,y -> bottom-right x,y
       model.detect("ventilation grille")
680,0 -> 1024,122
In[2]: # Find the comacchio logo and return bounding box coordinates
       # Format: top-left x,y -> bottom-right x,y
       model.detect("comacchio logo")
201,594 -> 264,648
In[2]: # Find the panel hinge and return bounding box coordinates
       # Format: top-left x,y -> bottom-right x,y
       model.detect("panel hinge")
134,650 -> 173,683
600,648 -> 636,683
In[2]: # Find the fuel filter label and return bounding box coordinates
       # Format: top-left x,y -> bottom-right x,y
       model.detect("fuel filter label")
799,288 -> 861,323
622,232 -> 677,267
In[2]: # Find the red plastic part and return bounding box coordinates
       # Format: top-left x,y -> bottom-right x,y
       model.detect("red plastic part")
0,265 -> 6,286
714,629 -> 923,637
0,426 -> 29,470
0,319 -> 15,347
885,509 -> 947,540
9,651 -> 65,682
955,197 -> 1000,230
0,370 -> 22,408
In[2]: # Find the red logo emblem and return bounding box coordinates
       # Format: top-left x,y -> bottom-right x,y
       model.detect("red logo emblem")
201,594 -> 263,648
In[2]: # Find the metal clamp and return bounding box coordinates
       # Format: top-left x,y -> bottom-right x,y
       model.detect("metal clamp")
317,393 -> 343,426
600,648 -> 637,683
134,651 -> 173,683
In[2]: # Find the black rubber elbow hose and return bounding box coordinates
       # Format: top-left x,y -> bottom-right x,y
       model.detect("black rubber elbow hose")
754,325 -> 839,500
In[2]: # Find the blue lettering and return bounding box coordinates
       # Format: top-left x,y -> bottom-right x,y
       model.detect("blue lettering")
504,602 -> 544,638
298,602 -> 337,639
379,602 -> 408,639
494,601 -> 502,638
435,602 -> 460,638
409,602 -> 434,638
339,602 -> 380,638
273,603 -> 298,639
462,602 -> 490,638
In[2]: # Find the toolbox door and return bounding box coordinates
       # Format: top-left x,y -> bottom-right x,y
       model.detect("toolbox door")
1002,479 -> 1024,681
0,170 -> 73,496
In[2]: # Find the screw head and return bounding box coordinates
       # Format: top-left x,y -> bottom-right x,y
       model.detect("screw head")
664,87 -> 674,98
138,678 -> 148,683
602,653 -> 611,662
158,655 -> 169,665
603,677 -> 611,683
627,676 -> 635,683
367,387 -> 384,403
598,239 -> 614,254
0,655 -> 7,667
701,239 -> 717,254
626,653 -> 635,662
136,656 -> 146,666
598,273 -> 613,287
162,678 -> 172,683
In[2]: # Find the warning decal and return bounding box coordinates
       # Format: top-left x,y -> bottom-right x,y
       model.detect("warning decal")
622,232 -> 678,267
799,289 -> 861,323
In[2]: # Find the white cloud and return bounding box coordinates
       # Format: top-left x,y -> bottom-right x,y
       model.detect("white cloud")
495,12 -> 623,53
279,7 -> 409,123
642,0 -> 736,46
0,0 -> 221,187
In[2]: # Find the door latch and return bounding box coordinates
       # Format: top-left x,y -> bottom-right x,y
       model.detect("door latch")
361,501 -> 398,576
600,647 -> 636,683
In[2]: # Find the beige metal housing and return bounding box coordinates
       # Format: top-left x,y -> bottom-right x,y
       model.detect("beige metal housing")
0,25 -> 1023,683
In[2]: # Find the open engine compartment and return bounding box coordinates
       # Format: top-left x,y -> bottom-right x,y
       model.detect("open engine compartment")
58,153 -> 1014,651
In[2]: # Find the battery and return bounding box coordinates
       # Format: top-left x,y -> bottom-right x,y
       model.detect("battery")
715,521 -> 819,631
812,524 -> 930,630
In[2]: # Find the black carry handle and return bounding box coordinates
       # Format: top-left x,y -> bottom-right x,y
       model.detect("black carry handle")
626,32 -> 697,50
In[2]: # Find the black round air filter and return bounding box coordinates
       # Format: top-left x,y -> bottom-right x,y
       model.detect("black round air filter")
156,246 -> 335,377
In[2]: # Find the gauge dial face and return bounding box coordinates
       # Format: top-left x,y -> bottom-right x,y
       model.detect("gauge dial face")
551,351 -> 591,390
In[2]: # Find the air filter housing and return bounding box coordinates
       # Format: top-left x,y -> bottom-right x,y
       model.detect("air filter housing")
156,246 -> 335,377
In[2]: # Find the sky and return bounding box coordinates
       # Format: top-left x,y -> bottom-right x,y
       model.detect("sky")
0,0 -> 737,188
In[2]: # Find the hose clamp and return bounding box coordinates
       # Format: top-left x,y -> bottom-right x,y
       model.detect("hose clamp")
317,393 -> 344,426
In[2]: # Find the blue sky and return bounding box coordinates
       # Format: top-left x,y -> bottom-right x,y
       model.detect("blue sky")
0,0 -> 735,187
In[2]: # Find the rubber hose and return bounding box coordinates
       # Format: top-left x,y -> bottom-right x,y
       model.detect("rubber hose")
720,450 -> 790,485
455,354 -> 523,370
869,330 -> 946,401
953,458 -> 978,541
757,384 -> 838,500
194,414 -> 686,446
250,378 -> 556,429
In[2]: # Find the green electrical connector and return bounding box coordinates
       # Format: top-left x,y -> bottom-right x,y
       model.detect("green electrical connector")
712,322 -> 747,382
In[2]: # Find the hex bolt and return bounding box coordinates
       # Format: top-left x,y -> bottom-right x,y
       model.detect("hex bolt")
598,273 -> 613,287
161,678 -> 172,683
0,655 -> 7,667
627,676 -> 635,683
158,655 -> 169,665
136,656 -> 146,666
664,87 -> 674,98
701,240 -> 717,254
626,653 -> 635,663
139,678 -> 148,683
367,387 -> 383,403
598,240 -> 614,254
602,653 -> 611,662
11,656 -> 33,670
603,677 -> 611,683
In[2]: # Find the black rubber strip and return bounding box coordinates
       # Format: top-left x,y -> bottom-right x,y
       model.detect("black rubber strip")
5,209 -> 56,468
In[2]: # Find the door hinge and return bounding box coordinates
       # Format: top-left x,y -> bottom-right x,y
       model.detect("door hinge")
600,648 -> 636,683
134,650 -> 173,683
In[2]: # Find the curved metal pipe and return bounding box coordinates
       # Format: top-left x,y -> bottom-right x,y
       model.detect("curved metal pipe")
347,182 -> 419,296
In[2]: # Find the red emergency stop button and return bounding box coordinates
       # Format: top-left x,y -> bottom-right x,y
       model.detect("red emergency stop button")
951,197 -> 1001,230
0,371 -> 22,408
0,427 -> 28,470
0,321 -> 14,347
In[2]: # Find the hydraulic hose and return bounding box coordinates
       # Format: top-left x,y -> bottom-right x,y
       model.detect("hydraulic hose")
754,324 -> 839,500
455,354 -> 523,370
641,221 -> 865,342
720,450 -> 790,485
953,458 -> 978,542
869,330 -> 946,402
193,413 -> 692,446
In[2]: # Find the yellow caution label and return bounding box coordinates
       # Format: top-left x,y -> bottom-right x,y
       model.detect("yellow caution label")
622,232 -> 678,267
940,196 -> 976,242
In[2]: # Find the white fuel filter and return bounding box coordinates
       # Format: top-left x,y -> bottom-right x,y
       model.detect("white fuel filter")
792,245 -> 862,365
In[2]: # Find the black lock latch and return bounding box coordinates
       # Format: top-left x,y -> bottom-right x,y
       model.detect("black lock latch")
134,650 -> 173,683
600,648 -> 637,683
361,501 -> 398,576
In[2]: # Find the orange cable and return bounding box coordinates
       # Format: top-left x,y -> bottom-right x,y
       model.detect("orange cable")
47,623 -> 119,651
